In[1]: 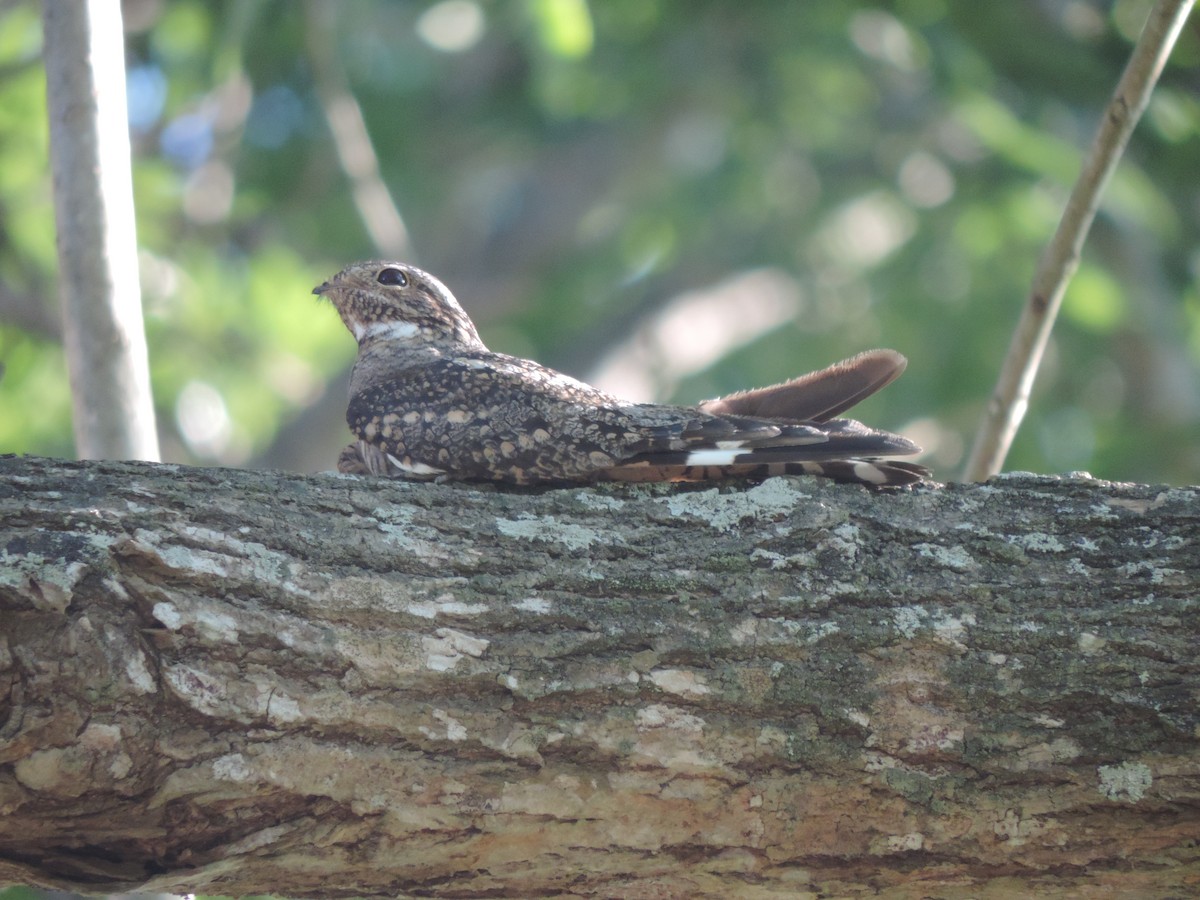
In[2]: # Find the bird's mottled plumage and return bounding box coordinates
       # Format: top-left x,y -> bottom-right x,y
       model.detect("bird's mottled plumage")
315,261 -> 928,487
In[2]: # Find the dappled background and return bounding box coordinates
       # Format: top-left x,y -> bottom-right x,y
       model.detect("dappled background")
0,0 -> 1197,483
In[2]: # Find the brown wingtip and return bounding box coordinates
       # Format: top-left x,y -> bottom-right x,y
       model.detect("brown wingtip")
855,347 -> 906,371
700,348 -> 910,422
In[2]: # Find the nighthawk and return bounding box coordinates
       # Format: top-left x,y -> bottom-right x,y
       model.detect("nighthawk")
314,261 -> 928,487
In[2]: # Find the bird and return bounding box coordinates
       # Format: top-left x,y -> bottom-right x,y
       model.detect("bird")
314,261 -> 928,488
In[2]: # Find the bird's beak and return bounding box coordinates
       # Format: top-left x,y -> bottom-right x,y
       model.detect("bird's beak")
312,282 -> 330,296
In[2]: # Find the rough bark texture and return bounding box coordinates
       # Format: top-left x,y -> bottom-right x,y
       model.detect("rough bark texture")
1,455 -> 1197,898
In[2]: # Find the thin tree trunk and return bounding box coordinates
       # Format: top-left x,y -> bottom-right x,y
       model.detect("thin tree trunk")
1,456 -> 1197,897
42,1 -> 159,461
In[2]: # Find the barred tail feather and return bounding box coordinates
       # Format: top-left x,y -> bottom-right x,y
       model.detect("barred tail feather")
602,458 -> 927,488
781,458 -> 928,486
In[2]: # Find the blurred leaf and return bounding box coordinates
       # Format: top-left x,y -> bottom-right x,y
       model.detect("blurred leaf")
956,92 -> 1082,184
0,3 -> 39,59
0,328 -> 73,456
529,0 -> 594,59
1063,265 -> 1126,333
151,0 -> 214,63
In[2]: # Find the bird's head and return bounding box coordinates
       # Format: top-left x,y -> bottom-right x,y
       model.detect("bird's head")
313,261 -> 483,349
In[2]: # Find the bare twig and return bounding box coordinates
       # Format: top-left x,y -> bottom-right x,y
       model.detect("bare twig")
962,0 -> 1193,482
303,1 -> 413,261
42,0 -> 160,461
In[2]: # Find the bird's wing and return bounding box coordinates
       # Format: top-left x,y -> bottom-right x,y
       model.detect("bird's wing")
346,353 -> 708,483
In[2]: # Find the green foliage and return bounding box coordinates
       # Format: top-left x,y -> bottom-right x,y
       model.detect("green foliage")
529,0 -> 594,59
0,0 -> 1197,483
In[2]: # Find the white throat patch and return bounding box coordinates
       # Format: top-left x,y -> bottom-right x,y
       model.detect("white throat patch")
354,320 -> 421,342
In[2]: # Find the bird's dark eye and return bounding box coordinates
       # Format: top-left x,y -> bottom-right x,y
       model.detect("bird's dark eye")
377,267 -> 408,287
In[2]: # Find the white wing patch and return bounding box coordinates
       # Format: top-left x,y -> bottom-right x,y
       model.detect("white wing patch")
682,448 -> 746,467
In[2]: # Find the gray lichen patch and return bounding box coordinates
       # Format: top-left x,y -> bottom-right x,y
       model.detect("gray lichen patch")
913,542 -> 977,572
495,513 -> 613,551
1,530 -> 117,612
0,552 -> 89,612
573,490 -> 627,511
1008,532 -> 1067,553
1097,760 -> 1153,802
656,478 -> 810,532
367,505 -> 450,558
125,525 -> 306,593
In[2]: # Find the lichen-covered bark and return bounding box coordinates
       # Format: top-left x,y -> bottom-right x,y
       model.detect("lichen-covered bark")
0,455 -> 1197,898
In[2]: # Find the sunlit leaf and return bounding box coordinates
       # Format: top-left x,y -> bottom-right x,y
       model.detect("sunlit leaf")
1063,265 -> 1126,333
529,0 -> 593,59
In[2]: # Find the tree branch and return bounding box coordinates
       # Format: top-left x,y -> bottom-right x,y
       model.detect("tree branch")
963,0 -> 1194,482
1,456 -> 1197,896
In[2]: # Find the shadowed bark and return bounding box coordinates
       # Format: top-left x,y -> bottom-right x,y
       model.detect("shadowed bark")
1,455 -> 1197,898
